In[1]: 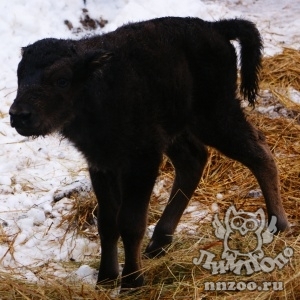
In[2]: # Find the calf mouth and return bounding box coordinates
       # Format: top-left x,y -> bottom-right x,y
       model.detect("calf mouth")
10,114 -> 45,137
13,126 -> 41,137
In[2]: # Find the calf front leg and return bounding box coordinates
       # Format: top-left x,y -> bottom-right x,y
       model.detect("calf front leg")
118,152 -> 161,290
89,169 -> 121,285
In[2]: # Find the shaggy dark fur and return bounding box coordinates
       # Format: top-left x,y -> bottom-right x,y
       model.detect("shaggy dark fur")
9,17 -> 288,290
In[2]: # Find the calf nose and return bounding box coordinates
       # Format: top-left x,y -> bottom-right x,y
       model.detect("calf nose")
9,105 -> 32,128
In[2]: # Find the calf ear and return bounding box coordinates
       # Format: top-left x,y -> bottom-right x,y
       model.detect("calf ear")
84,50 -> 113,72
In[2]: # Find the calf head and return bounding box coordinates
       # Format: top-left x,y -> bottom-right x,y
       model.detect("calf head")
10,38 -> 112,137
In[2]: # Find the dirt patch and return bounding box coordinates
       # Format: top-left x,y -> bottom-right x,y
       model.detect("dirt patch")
64,8 -> 108,34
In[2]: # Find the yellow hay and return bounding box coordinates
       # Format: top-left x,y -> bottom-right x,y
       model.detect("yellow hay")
261,47 -> 300,110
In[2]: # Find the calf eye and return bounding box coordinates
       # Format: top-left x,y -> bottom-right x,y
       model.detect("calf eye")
56,78 -> 70,88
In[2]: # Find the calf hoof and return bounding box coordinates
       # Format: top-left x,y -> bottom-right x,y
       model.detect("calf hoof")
120,273 -> 144,292
96,271 -> 119,289
269,216 -> 290,234
144,238 -> 172,258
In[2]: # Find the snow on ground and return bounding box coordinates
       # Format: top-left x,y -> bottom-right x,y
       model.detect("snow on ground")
0,0 -> 299,283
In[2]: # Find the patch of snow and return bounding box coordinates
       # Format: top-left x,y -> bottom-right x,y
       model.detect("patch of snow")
289,87 -> 300,105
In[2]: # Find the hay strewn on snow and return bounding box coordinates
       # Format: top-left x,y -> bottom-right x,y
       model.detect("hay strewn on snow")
260,47 -> 300,111
1,48 -> 300,299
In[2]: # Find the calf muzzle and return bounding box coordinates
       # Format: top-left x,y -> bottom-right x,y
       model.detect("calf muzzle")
9,102 -> 36,136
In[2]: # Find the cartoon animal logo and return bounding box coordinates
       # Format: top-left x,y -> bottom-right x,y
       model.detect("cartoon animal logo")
212,206 -> 277,261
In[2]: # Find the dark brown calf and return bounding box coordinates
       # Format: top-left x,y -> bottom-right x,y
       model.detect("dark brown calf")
9,17 -> 289,290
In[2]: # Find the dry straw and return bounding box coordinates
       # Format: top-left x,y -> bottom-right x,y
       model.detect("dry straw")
260,47 -> 300,110
1,48 -> 300,299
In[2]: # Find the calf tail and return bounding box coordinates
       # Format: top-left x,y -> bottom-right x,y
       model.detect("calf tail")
210,18 -> 263,106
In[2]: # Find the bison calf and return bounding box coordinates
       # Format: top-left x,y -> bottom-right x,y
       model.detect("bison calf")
9,17 -> 288,290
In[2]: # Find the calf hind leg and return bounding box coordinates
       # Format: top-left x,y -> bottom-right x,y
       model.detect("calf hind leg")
239,131 -> 289,231
144,134 -> 208,258
198,112 -> 289,232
